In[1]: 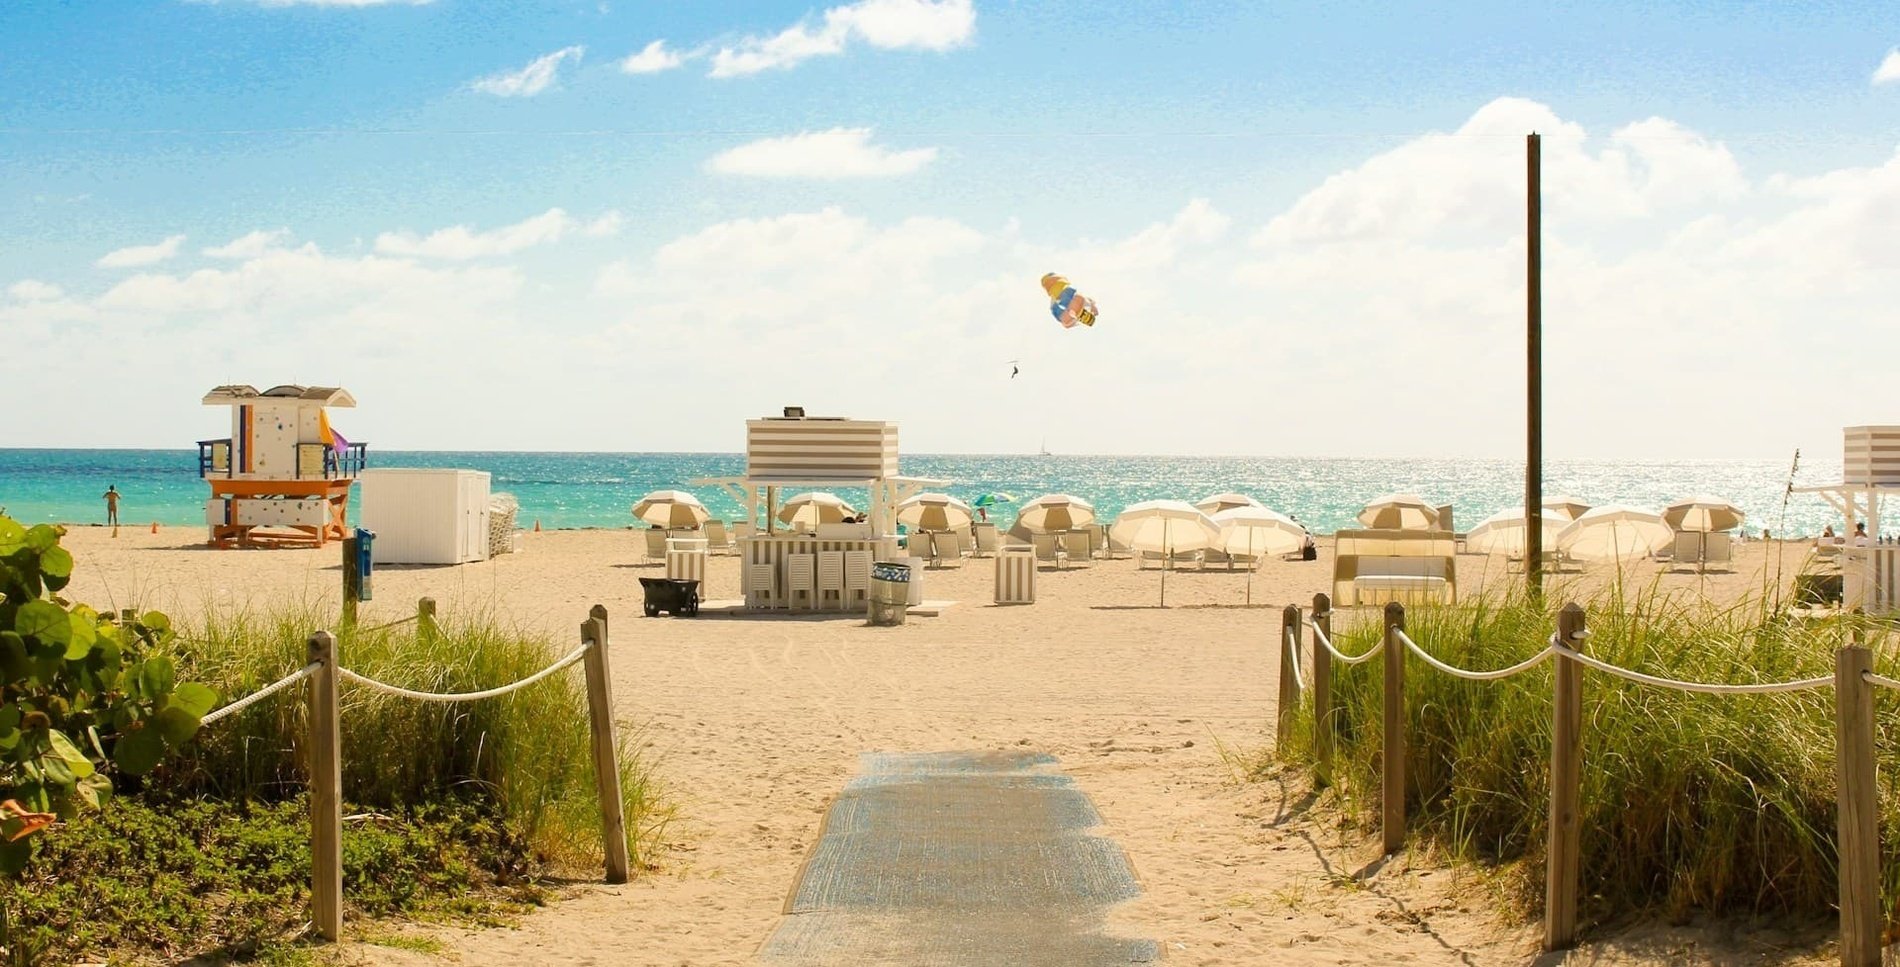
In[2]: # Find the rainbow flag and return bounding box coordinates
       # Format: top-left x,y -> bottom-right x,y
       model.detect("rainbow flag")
318,410 -> 349,456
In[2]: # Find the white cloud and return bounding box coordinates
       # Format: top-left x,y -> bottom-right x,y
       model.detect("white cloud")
619,39 -> 686,74
706,128 -> 937,179
1876,48 -> 1900,86
471,46 -> 584,97
373,208 -> 619,259
6,280 -> 63,302
203,228 -> 292,259
96,235 -> 185,268
710,0 -> 973,77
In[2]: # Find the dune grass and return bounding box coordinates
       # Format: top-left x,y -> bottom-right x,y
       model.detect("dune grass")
1273,581 -> 1900,930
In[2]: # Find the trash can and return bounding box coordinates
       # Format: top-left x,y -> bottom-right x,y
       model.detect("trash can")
353,527 -> 375,601
869,561 -> 911,626
994,545 -> 1036,604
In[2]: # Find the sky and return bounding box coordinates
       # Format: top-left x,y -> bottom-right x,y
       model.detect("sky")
2,0 -> 1897,460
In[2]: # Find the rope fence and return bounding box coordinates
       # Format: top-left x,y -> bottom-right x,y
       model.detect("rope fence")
182,598 -> 628,944
1278,593 -> 1892,967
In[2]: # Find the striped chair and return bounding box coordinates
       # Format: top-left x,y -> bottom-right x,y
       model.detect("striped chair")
843,551 -> 874,610
816,551 -> 846,610
785,554 -> 817,610
745,563 -> 778,610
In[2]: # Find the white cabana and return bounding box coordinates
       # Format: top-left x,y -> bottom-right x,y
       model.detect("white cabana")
1465,506 -> 1567,557
1017,494 -> 1097,533
776,492 -> 857,529
1558,505 -> 1674,561
1210,505 -> 1306,605
1112,500 -> 1221,607
1662,495 -> 1746,533
632,490 -> 710,529
1357,493 -> 1440,530
1196,492 -> 1263,515
895,493 -> 974,533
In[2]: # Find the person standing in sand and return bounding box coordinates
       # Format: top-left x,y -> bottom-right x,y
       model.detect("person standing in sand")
102,485 -> 121,532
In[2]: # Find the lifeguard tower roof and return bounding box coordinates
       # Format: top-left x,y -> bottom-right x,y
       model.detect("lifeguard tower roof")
202,384 -> 355,407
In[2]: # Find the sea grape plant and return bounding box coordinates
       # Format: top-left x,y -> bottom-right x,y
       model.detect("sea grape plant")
0,515 -> 214,874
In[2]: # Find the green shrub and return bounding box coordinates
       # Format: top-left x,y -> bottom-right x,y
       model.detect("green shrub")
1280,584 -> 1899,928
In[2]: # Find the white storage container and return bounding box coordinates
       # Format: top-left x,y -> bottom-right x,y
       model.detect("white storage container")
358,469 -> 491,565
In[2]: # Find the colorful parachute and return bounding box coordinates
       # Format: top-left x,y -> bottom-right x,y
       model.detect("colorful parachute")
1041,273 -> 1098,328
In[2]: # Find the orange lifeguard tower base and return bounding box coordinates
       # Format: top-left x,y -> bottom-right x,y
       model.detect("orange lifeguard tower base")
197,384 -> 367,549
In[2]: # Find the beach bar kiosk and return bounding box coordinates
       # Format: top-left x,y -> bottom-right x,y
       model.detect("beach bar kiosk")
695,410 -> 945,611
1796,425 -> 1900,612
196,384 -> 367,548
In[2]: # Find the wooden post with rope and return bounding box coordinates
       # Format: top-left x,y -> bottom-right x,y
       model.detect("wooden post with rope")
1278,604 -> 1301,746
1544,603 -> 1585,950
582,605 -> 630,884
1382,601 -> 1406,856
1312,592 -> 1334,785
1835,631 -> 1879,967
307,631 -> 343,941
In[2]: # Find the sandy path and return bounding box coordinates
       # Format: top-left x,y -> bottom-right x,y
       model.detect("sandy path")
54,527 -> 1828,966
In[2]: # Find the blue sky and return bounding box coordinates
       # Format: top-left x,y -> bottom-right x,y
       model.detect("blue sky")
3,1 -> 1898,458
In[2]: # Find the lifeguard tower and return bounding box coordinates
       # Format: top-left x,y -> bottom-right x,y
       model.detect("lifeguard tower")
196,384 -> 368,548
1794,425 -> 1900,612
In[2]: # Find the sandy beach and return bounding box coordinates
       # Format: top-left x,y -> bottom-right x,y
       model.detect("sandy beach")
54,526 -> 1833,966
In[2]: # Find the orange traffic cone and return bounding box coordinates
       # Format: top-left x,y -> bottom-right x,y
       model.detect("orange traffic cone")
533,519 -> 542,532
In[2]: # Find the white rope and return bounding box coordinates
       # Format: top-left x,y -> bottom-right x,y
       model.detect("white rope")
1865,671 -> 1900,691
355,614 -> 421,635
1393,629 -> 1553,681
1307,618 -> 1384,665
338,641 -> 591,703
1551,640 -> 1831,695
199,662 -> 320,726
1283,627 -> 1306,692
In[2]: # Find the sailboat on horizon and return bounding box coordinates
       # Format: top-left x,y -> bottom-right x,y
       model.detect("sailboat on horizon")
1039,438 -> 1052,457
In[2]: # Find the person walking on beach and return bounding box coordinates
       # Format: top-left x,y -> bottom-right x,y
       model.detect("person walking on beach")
102,485 -> 121,534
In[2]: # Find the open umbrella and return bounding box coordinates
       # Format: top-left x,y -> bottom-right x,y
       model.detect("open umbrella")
1111,500 -> 1221,607
1557,504 -> 1673,562
1210,505 -> 1306,605
1662,495 -> 1745,533
895,493 -> 975,533
776,492 -> 857,529
1196,492 -> 1263,515
970,492 -> 1015,509
631,490 -> 709,529
1466,506 -> 1567,557
1540,495 -> 1592,521
1357,493 -> 1440,530
1017,494 -> 1096,534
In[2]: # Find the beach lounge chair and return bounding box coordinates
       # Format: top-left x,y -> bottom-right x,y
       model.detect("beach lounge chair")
1032,533 -> 1062,569
785,554 -> 816,610
703,520 -> 731,552
843,551 -> 873,610
745,563 -> 778,610
733,520 -> 755,542
972,523 -> 1000,557
933,531 -> 963,566
644,528 -> 668,560
1332,529 -> 1456,605
816,551 -> 845,610
1704,532 -> 1733,566
1671,531 -> 1700,564
1060,530 -> 1091,564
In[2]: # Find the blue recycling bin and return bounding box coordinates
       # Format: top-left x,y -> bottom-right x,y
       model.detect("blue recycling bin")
354,528 -> 375,601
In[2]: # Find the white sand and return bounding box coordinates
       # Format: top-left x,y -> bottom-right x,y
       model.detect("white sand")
55,526 -> 1833,965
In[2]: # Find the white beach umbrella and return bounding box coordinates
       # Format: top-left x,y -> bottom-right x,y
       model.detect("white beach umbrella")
1465,507 -> 1568,557
776,491 -> 857,529
1195,492 -> 1263,515
1017,493 -> 1097,533
1541,495 -> 1592,521
1210,505 -> 1307,605
895,493 -> 975,533
1357,493 -> 1440,530
1112,500 -> 1222,607
631,490 -> 709,529
1662,495 -> 1746,533
1557,504 -> 1674,562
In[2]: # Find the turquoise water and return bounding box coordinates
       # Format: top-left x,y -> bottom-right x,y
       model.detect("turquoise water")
0,448 -> 1843,537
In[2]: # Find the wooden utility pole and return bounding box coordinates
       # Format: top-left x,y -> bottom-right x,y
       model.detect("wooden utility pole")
1526,132 -> 1544,597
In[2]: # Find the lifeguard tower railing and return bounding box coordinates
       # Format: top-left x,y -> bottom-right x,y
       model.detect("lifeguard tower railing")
197,439 -> 368,479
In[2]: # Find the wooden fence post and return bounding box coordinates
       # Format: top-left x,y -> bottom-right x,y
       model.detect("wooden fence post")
307,630 -> 343,942
1545,603 -> 1586,951
340,536 -> 360,628
582,605 -> 631,884
417,597 -> 437,642
1382,601 -> 1406,856
1835,636 -> 1879,967
1312,593 -> 1334,786
1278,604 -> 1302,746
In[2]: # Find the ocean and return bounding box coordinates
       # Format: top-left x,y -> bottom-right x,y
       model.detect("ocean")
0,449 -> 1843,537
